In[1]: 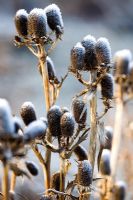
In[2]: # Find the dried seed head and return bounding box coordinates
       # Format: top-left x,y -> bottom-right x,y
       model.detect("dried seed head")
0,99 -> 14,138
50,171 -> 60,191
25,161 -> 39,176
77,160 -> 93,186
20,101 -> 37,126
114,49 -> 132,75
101,73 -> 114,99
28,8 -> 48,38
71,42 -> 85,71
14,9 -> 28,37
114,181 -> 126,200
74,145 -> 88,161
100,149 -> 111,175
96,37 -> 111,66
81,35 -> 97,70
44,4 -> 64,38
60,112 -> 75,137
61,107 -> 69,114
47,105 -> 62,137
72,99 -> 87,126
46,56 -> 56,81
13,116 -> 22,133
24,120 -> 47,142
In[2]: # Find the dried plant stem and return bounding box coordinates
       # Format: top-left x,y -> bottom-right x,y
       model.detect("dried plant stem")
60,157 -> 66,200
10,172 -> 16,192
2,162 -> 9,200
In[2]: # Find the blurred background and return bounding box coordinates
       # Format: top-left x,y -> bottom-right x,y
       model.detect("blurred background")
0,0 -> 133,199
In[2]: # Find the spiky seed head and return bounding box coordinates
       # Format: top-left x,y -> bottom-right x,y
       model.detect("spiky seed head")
20,101 -> 37,126
71,42 -> 85,71
100,149 -> 111,175
72,99 -> 87,126
24,120 -> 47,142
96,37 -> 111,66
15,9 -> 28,37
46,56 -> 56,81
114,49 -> 132,75
25,161 -> 39,176
0,99 -> 14,138
81,35 -> 97,70
50,172 -> 60,191
47,105 -> 62,137
101,73 -> 114,99
28,8 -> 48,38
44,4 -> 64,38
60,112 -> 75,137
13,116 -> 22,133
74,145 -> 88,161
77,160 -> 93,186
114,181 -> 126,200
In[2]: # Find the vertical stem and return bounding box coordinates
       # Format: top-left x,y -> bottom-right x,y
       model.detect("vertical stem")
2,162 -> 9,200
60,157 -> 65,200
10,172 -> 16,192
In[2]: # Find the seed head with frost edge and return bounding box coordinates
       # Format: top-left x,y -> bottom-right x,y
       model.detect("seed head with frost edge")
15,9 -> 28,37
74,145 -> 88,161
101,73 -> 114,99
100,149 -> 111,175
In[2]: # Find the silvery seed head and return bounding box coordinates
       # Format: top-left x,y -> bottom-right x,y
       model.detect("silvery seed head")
100,149 -> 111,175
15,9 -> 28,37
20,101 -> 37,126
24,120 -> 46,142
114,49 -> 132,75
13,116 -> 22,133
72,98 -> 87,126
114,181 -> 126,200
47,105 -> 62,137
77,160 -> 93,186
46,56 -> 56,81
101,73 -> 114,99
50,171 -> 60,191
25,161 -> 38,176
96,37 -> 111,66
81,35 -> 97,70
60,112 -> 75,137
44,4 -> 64,38
71,42 -> 85,71
0,99 -> 14,138
28,8 -> 48,38
74,145 -> 88,161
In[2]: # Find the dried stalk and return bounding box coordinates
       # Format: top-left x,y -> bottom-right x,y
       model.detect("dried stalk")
10,172 -> 16,193
2,162 -> 9,200
60,157 -> 65,200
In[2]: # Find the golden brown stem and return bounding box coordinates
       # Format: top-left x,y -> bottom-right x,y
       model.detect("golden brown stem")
2,162 -> 9,200
60,157 -> 65,200
10,172 -> 16,192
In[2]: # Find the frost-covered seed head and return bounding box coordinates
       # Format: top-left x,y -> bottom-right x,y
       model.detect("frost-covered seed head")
101,73 -> 114,99
71,42 -> 85,71
46,56 -> 56,81
24,120 -> 46,142
47,105 -> 62,137
28,8 -> 47,38
81,35 -> 97,70
72,99 -> 87,125
0,99 -> 14,138
114,181 -> 126,200
13,116 -> 22,133
100,149 -> 111,175
44,4 -> 64,38
25,161 -> 38,176
60,112 -> 75,137
74,145 -> 88,161
114,49 -> 132,75
15,9 -> 28,37
96,37 -> 111,65
50,172 -> 60,191
77,160 -> 93,186
20,102 -> 37,126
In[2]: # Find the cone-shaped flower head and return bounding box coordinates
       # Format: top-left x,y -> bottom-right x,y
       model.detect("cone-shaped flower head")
25,161 -> 39,176
15,9 -> 28,37
46,56 -> 56,81
114,181 -> 126,200
101,73 -> 114,99
100,149 -> 111,175
74,145 -> 88,161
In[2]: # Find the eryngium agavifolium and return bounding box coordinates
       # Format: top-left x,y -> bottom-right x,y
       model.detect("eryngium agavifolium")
71,42 -> 85,71
47,105 -> 62,137
46,56 -> 56,81
81,35 -> 97,70
114,49 -> 132,75
20,102 -> 37,126
0,99 -> 14,138
60,112 -> 75,137
50,171 -> 60,191
101,73 -> 114,99
15,9 -> 28,37
24,120 -> 47,142
77,160 -> 93,187
25,161 -> 39,176
28,8 -> 48,38
114,181 -> 126,200
44,4 -> 64,38
74,145 -> 88,161
72,98 -> 87,126
100,149 -> 111,175
96,37 -> 111,66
